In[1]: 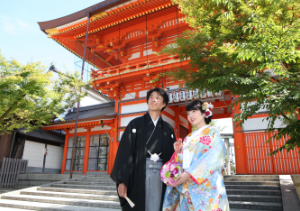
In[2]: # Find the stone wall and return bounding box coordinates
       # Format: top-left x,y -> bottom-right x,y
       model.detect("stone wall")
291,175 -> 300,199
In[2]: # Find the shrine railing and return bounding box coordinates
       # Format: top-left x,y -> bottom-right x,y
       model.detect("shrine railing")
91,54 -> 185,80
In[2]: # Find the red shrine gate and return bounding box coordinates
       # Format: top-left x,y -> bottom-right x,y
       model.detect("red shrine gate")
39,0 -> 300,175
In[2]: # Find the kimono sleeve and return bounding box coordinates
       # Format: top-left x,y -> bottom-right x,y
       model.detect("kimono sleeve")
110,120 -> 136,187
186,129 -> 226,185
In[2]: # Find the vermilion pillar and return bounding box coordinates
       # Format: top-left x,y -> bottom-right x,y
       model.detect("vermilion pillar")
83,128 -> 91,174
232,96 -> 248,174
61,129 -> 69,174
108,101 -> 119,175
107,122 -> 116,174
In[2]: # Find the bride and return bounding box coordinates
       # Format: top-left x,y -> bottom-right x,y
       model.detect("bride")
162,100 -> 230,211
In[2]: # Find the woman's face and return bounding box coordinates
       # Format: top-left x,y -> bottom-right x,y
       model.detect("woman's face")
186,109 -> 205,126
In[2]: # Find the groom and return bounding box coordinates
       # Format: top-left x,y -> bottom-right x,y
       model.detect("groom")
111,87 -> 176,211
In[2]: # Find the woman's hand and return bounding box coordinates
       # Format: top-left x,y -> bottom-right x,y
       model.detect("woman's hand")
174,139 -> 183,153
174,172 -> 191,187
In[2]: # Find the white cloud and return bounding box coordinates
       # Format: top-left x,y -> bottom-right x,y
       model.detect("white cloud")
0,15 -> 38,36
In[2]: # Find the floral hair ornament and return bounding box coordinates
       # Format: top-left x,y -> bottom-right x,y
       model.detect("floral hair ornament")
203,102 -> 214,118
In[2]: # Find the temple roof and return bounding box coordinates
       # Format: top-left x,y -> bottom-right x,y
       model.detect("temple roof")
17,128 -> 65,144
55,101 -> 116,123
38,0 -> 131,33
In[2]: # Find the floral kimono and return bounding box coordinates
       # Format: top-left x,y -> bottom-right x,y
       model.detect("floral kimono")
162,125 -> 230,211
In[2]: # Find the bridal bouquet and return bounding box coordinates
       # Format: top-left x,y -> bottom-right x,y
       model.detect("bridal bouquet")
160,161 -> 182,187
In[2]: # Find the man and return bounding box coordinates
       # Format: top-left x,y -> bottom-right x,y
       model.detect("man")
110,87 -> 176,211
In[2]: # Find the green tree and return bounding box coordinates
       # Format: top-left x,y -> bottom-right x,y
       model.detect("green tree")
0,50 -> 88,135
162,0 -> 300,154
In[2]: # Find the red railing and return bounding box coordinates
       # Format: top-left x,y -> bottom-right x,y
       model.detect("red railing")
91,54 -> 182,79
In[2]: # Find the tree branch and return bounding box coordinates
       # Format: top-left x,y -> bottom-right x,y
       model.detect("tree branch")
0,94 -> 26,122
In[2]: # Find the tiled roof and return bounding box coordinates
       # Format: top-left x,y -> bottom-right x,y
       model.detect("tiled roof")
60,101 -> 116,122
18,128 -> 65,144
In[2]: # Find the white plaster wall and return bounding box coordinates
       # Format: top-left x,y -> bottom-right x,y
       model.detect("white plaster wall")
122,92 -> 136,101
139,90 -> 148,98
119,131 -> 124,141
120,115 -> 143,127
69,128 -> 87,133
80,95 -> 104,107
91,125 -> 111,131
162,114 -> 175,128
121,103 -> 148,114
45,145 -> 63,169
164,107 -> 175,116
128,52 -> 140,60
143,49 -> 155,56
242,117 -> 286,131
179,115 -> 188,125
23,141 -> 45,168
241,102 -> 269,113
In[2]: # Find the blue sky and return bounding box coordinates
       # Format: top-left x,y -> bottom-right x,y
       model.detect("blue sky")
0,0 -> 103,73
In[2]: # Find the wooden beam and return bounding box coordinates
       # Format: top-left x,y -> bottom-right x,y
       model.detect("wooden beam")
212,113 -> 232,119
76,41 -> 113,67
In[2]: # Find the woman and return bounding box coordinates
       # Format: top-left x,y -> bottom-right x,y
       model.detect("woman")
162,100 -> 230,211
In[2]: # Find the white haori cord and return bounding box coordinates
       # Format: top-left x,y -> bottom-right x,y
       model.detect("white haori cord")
147,150 -> 162,162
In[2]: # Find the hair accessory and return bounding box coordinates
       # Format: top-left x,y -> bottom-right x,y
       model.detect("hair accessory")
202,102 -> 209,111
204,102 -> 214,118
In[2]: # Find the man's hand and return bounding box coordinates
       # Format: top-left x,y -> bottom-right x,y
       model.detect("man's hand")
174,139 -> 183,153
118,183 -> 127,198
174,172 -> 191,187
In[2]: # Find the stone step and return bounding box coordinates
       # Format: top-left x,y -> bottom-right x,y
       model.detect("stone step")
224,177 -> 279,182
51,183 -> 117,190
64,181 -> 115,186
229,201 -> 283,211
230,209 -> 269,211
225,175 -> 279,179
0,189 -> 16,194
20,190 -> 119,202
1,195 -> 121,209
83,175 -> 110,179
225,185 -> 280,190
0,207 -> 35,211
80,177 -> 114,182
224,181 -> 280,186
228,194 -> 282,203
18,180 -> 57,186
37,187 -> 118,196
226,189 -> 281,196
0,199 -> 121,211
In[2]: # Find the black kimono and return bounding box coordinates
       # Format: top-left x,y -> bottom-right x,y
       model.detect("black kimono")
110,112 -> 176,211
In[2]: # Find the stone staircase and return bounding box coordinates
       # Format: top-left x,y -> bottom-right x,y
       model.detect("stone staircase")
0,174 -> 283,211
225,175 -> 283,211
0,174 -> 121,211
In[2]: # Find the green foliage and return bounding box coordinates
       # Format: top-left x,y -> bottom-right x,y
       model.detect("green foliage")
0,50 -> 88,135
163,0 -> 300,154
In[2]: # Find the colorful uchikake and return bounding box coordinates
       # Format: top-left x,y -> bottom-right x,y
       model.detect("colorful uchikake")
160,161 -> 182,187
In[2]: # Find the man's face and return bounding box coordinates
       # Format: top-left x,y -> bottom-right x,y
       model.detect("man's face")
148,91 -> 166,112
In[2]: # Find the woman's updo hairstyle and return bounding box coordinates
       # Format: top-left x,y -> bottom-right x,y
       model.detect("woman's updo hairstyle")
186,100 -> 213,124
